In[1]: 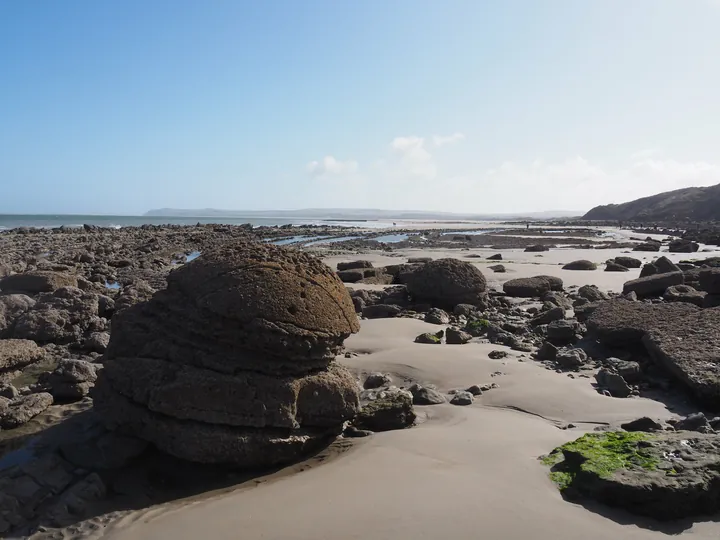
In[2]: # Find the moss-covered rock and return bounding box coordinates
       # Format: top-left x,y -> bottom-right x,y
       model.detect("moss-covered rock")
541,431 -> 720,521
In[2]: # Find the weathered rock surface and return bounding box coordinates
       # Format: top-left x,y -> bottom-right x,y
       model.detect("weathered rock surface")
543,431 -> 720,521
699,268 -> 720,294
643,308 -> 720,410
0,294 -> 35,337
93,242 -> 361,467
663,284 -> 706,307
622,271 -> 684,298
503,276 -> 563,297
0,339 -> 46,382
39,359 -> 99,401
409,383 -> 446,405
337,260 -> 373,271
605,261 -> 630,272
446,327 -> 472,345
595,368 -> 632,398
405,258 -> 487,307
0,392 -> 53,428
0,271 -> 78,294
578,285 -> 609,302
353,389 -> 416,431
614,256 -> 642,269
424,307 -> 450,325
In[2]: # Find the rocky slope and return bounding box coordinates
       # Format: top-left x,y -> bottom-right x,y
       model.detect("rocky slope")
583,183 -> 720,222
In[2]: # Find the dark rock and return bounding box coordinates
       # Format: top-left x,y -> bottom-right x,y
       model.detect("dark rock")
453,304 -> 476,317
487,253 -> 503,260
640,263 -> 658,278
409,383 -> 446,405
537,341 -> 558,361
547,319 -> 577,344
0,339 -> 46,380
363,372 -> 392,390
669,239 -> 699,253
0,294 -> 35,336
61,431 -> 148,469
655,256 -> 681,274
465,384 -> 483,396
622,271 -> 684,298
0,271 -> 78,294
337,260 -> 373,271
407,257 -> 432,264
604,358 -> 641,383
555,348 -> 587,369
675,413 -> 711,432
621,417 -> 663,432
404,258 -> 487,308
614,256 -> 642,269
84,331 -> 110,353
595,368 -> 632,398
343,426 -> 373,438
446,327 -> 472,345
699,268 -> 720,294
503,276 -> 563,298
605,261 -> 630,272
0,384 -> 18,399
663,284 -> 706,307
362,304 -> 402,319
424,307 -> 450,325
633,241 -> 661,252
531,306 -> 565,326
524,245 -> 549,252
354,390 -> 415,431
337,269 -> 364,283
542,291 -> 573,310
488,350 -> 509,360
704,295 -> 720,308
450,391 -> 474,405
643,308 -> 720,409
488,264 -> 506,273
578,284 -> 609,302
39,359 -> 98,401
562,260 -> 598,271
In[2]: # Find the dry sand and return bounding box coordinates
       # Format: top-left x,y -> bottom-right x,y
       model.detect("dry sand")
46,232 -> 720,539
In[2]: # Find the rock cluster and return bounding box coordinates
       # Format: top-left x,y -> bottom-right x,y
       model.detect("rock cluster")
93,242 -> 361,467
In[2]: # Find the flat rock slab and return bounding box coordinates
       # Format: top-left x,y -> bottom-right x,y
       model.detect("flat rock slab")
0,339 -> 46,373
0,392 -> 54,429
643,307 -> 720,409
622,271 -> 684,298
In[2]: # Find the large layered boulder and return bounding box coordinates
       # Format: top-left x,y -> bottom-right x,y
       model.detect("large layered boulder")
404,258 -> 486,307
0,271 -> 78,294
503,276 -> 563,298
93,242 -> 361,467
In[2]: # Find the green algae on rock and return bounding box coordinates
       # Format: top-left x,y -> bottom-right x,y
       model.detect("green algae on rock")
540,431 -> 720,521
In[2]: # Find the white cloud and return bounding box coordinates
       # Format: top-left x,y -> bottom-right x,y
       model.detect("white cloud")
306,156 -> 358,177
389,136 -> 436,178
630,148 -> 660,160
432,133 -> 465,147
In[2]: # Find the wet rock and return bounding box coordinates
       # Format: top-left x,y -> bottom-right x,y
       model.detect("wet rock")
415,331 -> 444,344
405,258 -> 487,308
0,392 -> 53,428
621,417 -> 664,432
503,276 -> 563,298
409,383 -> 446,405
93,242 -> 361,467
446,327 -> 472,344
450,391 -> 474,405
0,271 -> 78,294
424,307 -> 450,325
622,271 -> 684,298
595,368 -> 632,398
353,389 -> 415,431
614,256 -> 642,269
364,372 -> 392,389
362,304 -> 402,319
663,284 -> 706,307
562,260 -> 597,271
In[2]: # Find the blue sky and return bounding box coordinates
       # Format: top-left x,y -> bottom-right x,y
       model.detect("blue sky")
1,0 -> 720,215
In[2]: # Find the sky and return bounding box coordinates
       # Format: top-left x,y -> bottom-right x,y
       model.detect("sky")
2,0 -> 720,215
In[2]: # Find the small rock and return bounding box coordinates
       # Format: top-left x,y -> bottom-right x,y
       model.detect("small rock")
595,368 -> 632,398
363,372 -> 393,389
424,308 -> 450,325
415,331 -> 444,344
408,383 -> 446,405
446,327 -> 472,345
621,417 -> 664,432
555,348 -> 587,369
465,385 -> 483,396
675,413 -> 711,433
537,341 -> 558,361
488,350 -> 509,360
450,391 -> 474,406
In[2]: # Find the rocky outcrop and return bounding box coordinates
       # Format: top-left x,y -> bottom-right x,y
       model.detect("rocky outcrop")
633,241 -> 661,252
669,239 -> 699,253
404,258 -> 487,308
622,271 -> 684,298
0,294 -> 35,337
0,392 -> 54,429
38,359 -> 99,401
503,276 -> 563,297
663,284 -> 706,307
643,308 -> 720,410
93,242 -> 361,467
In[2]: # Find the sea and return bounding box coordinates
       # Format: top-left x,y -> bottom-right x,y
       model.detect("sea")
0,214 -> 395,231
